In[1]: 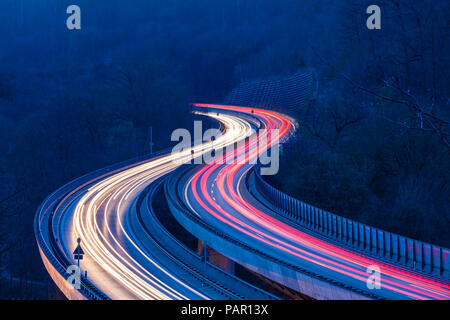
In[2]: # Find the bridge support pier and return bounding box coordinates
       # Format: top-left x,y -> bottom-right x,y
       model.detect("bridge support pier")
198,240 -> 235,275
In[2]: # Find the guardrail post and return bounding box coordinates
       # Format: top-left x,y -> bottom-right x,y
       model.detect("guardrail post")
365,226 -> 371,251
278,190 -> 282,208
306,203 -> 310,225
423,244 -> 431,273
303,203 -> 307,224
384,232 -> 391,259
277,191 -> 281,210
299,202 -> 303,222
399,236 -> 407,264
284,195 -> 288,216
347,219 -> 353,245
371,229 -> 378,254
353,222 -> 359,245
432,246 -> 441,275
442,249 -> 449,278
313,208 -> 318,231
291,198 -> 295,219
377,230 -> 384,256
332,215 -> 337,239
319,210 -> 324,233
275,190 -> 279,207
305,205 -> 310,226
407,238 -> 415,267
358,224 -> 364,249
392,234 -> 399,261
328,213 -> 333,236
317,208 -> 322,232
307,204 -> 311,226
342,218 -> 349,242
415,241 -> 423,270
324,211 -> 328,235
290,198 -> 293,218
336,216 -> 342,240
285,195 -> 288,214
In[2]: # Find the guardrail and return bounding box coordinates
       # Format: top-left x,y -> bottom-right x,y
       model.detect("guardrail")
250,170 -> 450,279
135,178 -> 278,300
34,109 -> 234,299
165,165 -> 380,299
35,189 -> 108,300
34,148 -> 175,300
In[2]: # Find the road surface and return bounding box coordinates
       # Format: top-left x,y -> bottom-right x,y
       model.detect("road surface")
179,104 -> 450,300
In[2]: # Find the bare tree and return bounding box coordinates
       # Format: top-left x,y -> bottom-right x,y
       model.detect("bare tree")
342,74 -> 450,148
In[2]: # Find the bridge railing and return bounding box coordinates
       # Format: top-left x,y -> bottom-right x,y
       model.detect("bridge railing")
166,165 -> 381,299
34,148 -> 174,300
250,171 -> 450,279
136,178 -> 278,300
35,107 -> 239,299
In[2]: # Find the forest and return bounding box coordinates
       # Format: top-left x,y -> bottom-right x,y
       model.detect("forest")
0,0 -> 448,298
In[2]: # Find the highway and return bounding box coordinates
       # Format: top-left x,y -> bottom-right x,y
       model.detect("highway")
177,104 -> 450,300
36,110 -> 276,300
35,103 -> 450,300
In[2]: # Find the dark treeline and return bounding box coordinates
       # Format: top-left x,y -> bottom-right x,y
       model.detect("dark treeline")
269,0 -> 449,247
0,0 -> 448,298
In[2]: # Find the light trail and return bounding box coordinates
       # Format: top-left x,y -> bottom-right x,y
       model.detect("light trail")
39,102 -> 449,300
66,111 -> 254,299
183,104 -> 450,300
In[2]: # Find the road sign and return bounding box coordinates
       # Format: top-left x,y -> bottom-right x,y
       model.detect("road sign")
73,245 -> 84,256
73,238 -> 84,266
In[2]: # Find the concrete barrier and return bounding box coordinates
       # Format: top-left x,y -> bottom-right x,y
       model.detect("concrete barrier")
252,171 -> 450,279
165,168 -> 375,300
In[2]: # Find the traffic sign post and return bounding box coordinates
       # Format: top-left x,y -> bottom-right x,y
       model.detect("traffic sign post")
73,237 -> 84,267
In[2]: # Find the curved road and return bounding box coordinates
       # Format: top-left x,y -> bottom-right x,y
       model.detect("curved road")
37,103 -> 450,300
179,104 -> 450,300
44,110 -> 258,299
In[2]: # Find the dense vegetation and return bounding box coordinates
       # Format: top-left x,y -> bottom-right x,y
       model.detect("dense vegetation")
0,0 -> 448,298
269,0 -> 449,247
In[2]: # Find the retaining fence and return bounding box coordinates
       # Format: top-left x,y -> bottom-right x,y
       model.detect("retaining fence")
251,171 -> 450,279
225,69 -> 316,114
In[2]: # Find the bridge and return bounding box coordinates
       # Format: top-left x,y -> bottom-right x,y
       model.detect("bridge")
34,110 -> 277,300
166,105 -> 449,300
35,80 -> 449,300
